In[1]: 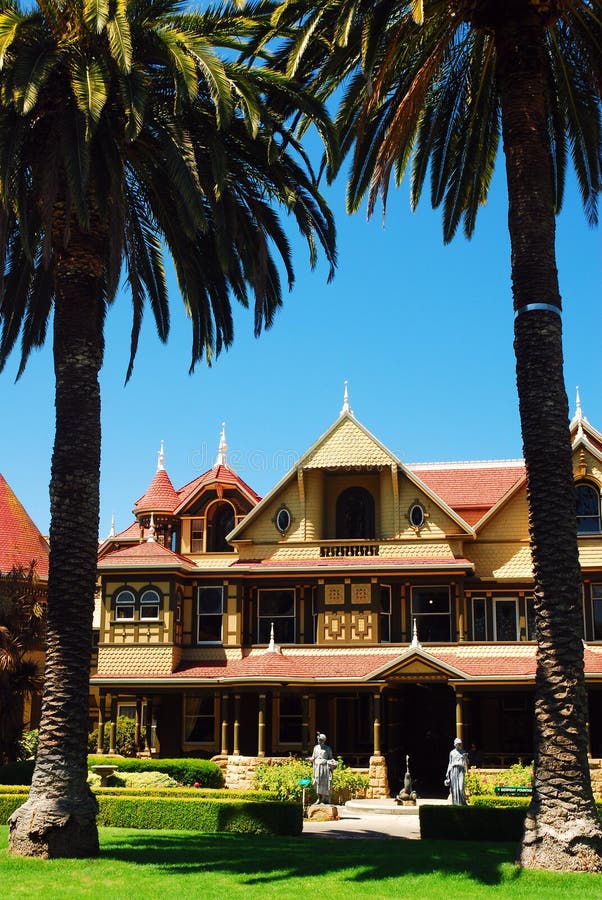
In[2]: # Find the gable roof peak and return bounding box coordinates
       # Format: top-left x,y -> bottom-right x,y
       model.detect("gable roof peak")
340,380 -> 354,417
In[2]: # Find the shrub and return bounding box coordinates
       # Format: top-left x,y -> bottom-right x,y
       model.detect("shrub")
18,729 -> 39,760
253,757 -> 368,804
419,804 -> 527,841
88,717 -> 139,757
87,755 -> 223,787
88,770 -> 178,790
466,762 -> 533,797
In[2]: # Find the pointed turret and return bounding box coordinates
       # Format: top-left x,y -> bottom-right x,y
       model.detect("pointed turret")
133,443 -> 179,546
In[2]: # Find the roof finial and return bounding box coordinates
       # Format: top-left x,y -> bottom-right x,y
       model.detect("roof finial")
576,386 -> 582,420
340,380 -> 353,416
265,621 -> 281,654
147,512 -> 156,542
157,440 -> 165,472
109,512 -> 116,538
216,422 -> 228,467
410,617 -> 421,649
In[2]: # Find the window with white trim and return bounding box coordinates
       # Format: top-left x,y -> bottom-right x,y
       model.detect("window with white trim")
379,585 -> 392,642
493,597 -> 519,641
576,483 -> 601,534
197,587 -> 224,643
140,588 -> 161,620
411,586 -> 451,642
257,589 -> 295,644
115,589 -> 135,620
472,597 -> 487,641
525,596 -> 536,641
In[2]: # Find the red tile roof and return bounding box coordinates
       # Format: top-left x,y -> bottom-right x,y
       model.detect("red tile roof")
409,463 -> 525,520
94,643 -> 602,683
98,540 -> 195,571
176,464 -> 261,511
133,469 -> 179,515
230,556 -> 474,571
0,474 -> 49,578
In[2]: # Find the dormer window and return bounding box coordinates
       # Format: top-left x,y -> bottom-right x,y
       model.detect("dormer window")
206,502 -> 235,552
576,482 -> 601,533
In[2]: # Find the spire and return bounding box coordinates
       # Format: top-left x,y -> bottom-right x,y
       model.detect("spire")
410,618 -> 421,650
147,512 -> 156,542
109,512 -> 116,538
157,440 -> 165,471
265,621 -> 281,654
576,386 -> 582,420
216,422 -> 227,467
340,380 -> 353,416
571,386 -> 589,436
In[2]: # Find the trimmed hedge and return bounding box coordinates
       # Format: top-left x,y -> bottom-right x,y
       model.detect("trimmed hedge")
93,786 -> 276,801
419,804 -> 527,841
87,756 -> 223,787
420,800 -> 602,841
1,791 -> 300,835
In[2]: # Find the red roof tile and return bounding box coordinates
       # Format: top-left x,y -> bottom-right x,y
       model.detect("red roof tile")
410,464 -> 525,518
230,556 -> 474,571
134,469 -> 179,515
176,464 -> 261,510
98,540 -> 195,571
0,474 -> 49,578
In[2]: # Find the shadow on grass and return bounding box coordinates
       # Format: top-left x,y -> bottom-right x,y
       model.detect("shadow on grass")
99,830 -> 517,889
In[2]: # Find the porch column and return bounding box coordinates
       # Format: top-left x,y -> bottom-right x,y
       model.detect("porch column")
97,693 -> 106,754
302,694 -> 310,755
145,697 -> 153,753
233,694 -> 241,756
455,690 -> 465,744
373,692 -> 382,756
221,694 -> 229,756
257,693 -> 266,757
108,697 -> 117,754
135,698 -> 142,752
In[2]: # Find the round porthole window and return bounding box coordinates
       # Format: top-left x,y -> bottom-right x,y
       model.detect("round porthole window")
275,507 -> 291,534
409,503 -> 425,529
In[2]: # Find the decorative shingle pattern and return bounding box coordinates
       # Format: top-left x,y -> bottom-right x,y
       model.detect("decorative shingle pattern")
98,541 -> 196,570
97,644 -> 175,675
303,418 -> 394,469
0,474 -> 49,578
133,469 -> 179,514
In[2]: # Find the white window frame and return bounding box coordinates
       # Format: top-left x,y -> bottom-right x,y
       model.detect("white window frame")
525,595 -> 536,641
140,588 -> 161,620
379,584 -> 392,643
115,589 -> 135,621
257,588 -> 296,644
472,596 -> 487,641
196,586 -> 224,644
493,596 -> 519,641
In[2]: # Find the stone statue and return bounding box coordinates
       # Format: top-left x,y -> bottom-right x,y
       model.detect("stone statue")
312,733 -> 337,804
396,754 -> 417,805
445,737 -> 467,805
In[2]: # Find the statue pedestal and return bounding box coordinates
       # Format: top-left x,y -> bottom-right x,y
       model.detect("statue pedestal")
306,803 -> 339,821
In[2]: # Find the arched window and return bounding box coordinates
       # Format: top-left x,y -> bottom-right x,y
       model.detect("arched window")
206,502 -> 235,552
576,482 -> 601,533
335,487 -> 375,539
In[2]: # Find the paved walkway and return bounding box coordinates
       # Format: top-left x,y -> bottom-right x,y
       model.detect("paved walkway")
302,799 -> 447,840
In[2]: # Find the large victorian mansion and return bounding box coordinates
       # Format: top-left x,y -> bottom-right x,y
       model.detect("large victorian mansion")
3,388 -> 602,795
88,388 -> 602,795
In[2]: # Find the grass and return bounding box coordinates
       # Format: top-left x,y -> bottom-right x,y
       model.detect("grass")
1,826 -> 600,899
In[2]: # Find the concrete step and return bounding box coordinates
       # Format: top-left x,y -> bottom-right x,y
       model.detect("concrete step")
345,798 -> 450,816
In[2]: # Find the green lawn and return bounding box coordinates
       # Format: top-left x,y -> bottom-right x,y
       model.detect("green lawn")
0,826 -> 600,899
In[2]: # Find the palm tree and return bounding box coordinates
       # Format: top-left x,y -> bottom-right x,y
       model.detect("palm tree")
256,0 -> 602,872
0,565 -> 46,762
0,0 -> 335,857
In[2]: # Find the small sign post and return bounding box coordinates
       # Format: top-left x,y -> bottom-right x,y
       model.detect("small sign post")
299,777 -> 311,815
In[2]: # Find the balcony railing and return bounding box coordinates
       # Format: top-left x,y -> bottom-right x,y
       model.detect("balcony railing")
320,543 -> 380,558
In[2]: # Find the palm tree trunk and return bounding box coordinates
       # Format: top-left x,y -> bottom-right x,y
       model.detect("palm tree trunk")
8,228 -> 104,857
495,16 -> 602,872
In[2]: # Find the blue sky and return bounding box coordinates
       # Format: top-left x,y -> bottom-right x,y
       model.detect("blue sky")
1,151 -> 600,538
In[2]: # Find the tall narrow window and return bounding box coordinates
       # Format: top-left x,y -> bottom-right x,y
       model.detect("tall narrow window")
183,694 -> 215,743
379,585 -> 392,642
206,502 -> 235,552
335,487 -> 375,539
493,597 -> 518,641
576,483 -> 601,533
592,585 -> 602,640
258,589 -> 295,644
472,597 -> 487,640
190,518 -> 203,553
411,587 -> 451,642
278,694 -> 303,744
197,587 -> 224,643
